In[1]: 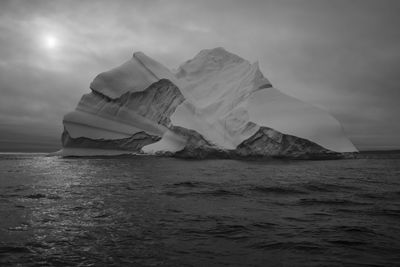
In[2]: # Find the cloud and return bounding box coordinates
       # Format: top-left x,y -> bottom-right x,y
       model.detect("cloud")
0,0 -> 399,151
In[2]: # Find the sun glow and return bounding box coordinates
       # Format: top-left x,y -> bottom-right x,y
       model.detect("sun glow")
43,34 -> 59,49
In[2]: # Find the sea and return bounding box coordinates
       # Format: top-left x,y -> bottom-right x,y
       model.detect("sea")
0,153 -> 400,267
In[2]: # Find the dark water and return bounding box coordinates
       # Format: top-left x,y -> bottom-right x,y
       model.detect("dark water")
1,153 -> 400,266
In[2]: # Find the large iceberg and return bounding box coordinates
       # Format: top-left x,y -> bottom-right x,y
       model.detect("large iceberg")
59,47 -> 357,159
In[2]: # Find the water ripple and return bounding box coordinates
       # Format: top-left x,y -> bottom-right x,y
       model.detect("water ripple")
0,154 -> 399,266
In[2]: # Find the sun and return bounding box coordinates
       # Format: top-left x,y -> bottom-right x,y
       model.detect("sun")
43,34 -> 59,49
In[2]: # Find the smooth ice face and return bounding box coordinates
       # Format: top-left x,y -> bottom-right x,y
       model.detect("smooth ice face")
248,88 -> 357,152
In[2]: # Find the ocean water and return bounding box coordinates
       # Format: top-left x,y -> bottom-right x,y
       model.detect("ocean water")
0,153 -> 400,266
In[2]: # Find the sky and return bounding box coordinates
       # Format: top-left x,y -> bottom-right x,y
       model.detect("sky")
0,0 -> 399,152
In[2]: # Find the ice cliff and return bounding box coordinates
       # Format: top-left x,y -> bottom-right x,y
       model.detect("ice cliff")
60,47 -> 357,158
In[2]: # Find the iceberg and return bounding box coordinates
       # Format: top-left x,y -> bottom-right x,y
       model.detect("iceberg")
59,47 -> 357,158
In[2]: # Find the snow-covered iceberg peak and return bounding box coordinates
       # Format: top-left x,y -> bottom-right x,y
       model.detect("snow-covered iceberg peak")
175,47 -> 271,105
169,47 -> 273,149
177,47 -> 245,77
90,51 -> 177,99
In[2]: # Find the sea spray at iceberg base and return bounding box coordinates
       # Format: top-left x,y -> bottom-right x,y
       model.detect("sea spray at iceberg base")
59,48 -> 357,158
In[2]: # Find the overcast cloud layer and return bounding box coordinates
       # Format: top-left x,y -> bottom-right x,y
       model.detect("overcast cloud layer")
0,0 -> 399,151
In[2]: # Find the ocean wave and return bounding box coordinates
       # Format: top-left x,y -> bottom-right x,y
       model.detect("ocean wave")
325,239 -> 368,246
303,182 -> 359,193
180,224 -> 251,240
248,241 -> 325,251
333,225 -> 376,234
298,198 -> 371,206
165,188 -> 242,198
24,193 -> 61,200
168,181 -> 215,188
250,185 -> 308,195
0,245 -> 32,254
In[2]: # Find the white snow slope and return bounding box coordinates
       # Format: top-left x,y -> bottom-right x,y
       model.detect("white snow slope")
61,47 -> 357,156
